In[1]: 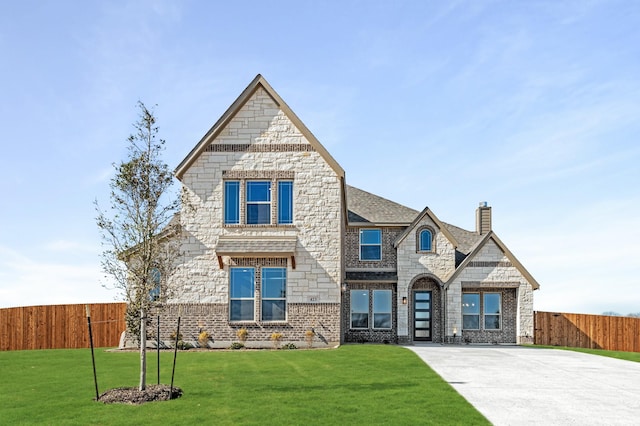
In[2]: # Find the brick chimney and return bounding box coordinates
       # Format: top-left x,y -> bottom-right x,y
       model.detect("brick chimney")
476,202 -> 492,235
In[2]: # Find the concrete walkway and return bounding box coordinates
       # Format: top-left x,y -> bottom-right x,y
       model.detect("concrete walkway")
407,345 -> 640,425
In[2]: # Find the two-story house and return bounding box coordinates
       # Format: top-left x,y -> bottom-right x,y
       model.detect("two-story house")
155,74 -> 539,347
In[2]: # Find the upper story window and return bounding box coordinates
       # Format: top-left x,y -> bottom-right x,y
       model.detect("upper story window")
223,178 -> 294,226
224,181 -> 240,224
360,229 -> 381,261
148,267 -> 161,301
277,181 -> 293,224
246,181 -> 271,224
417,227 -> 434,252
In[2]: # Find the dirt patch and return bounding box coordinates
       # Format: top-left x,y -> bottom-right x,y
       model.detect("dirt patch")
97,384 -> 183,405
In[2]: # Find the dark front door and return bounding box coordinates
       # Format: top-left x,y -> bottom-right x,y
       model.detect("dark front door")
414,291 -> 432,341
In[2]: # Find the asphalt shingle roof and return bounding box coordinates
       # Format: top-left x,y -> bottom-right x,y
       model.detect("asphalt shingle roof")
346,185 -> 419,224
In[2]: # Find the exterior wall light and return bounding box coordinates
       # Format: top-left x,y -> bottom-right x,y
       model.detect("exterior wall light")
402,297 -> 408,305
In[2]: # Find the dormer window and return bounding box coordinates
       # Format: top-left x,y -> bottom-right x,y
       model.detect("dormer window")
417,226 -> 435,253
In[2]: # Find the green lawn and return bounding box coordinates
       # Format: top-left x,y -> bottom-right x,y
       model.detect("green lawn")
0,345 -> 488,425
532,345 -> 640,363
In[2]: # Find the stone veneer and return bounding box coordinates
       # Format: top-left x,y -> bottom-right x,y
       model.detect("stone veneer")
165,86 -> 343,344
446,239 -> 534,343
396,216 -> 456,340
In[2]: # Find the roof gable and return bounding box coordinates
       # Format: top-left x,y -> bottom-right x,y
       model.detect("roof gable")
447,231 -> 540,290
393,206 -> 460,249
174,74 -> 345,180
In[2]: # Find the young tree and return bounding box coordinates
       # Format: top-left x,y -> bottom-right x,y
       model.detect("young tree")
96,102 -> 180,391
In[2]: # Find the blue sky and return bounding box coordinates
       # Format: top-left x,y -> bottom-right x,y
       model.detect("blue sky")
1,1 -> 638,314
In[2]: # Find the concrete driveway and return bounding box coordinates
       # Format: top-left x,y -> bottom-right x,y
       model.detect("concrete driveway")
407,345 -> 640,425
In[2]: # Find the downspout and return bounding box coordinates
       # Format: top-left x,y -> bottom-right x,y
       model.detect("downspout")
441,284 -> 446,344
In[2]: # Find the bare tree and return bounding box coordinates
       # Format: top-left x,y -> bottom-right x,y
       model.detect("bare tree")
96,102 -> 180,391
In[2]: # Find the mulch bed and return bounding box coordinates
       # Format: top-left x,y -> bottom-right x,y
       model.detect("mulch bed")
97,384 -> 183,405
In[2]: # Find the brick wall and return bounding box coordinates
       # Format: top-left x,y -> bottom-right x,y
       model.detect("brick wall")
458,287 -> 517,344
147,302 -> 340,347
344,226 -> 404,269
342,282 -> 397,344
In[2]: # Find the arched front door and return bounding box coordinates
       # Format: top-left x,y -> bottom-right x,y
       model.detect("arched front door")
410,276 -> 441,342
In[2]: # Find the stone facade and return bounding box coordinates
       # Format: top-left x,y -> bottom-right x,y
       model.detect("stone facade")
156,75 -> 538,348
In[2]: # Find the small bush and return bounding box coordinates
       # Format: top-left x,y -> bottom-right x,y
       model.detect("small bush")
236,328 -> 248,342
229,342 -> 244,350
270,332 -> 283,349
281,343 -> 297,350
304,329 -> 315,348
198,330 -> 211,348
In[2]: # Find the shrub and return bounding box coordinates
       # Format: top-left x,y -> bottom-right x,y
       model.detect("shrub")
229,342 -> 245,350
198,330 -> 211,348
281,343 -> 297,350
270,332 -> 283,349
236,328 -> 248,342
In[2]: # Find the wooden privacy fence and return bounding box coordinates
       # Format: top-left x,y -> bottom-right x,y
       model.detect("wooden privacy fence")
0,303 -> 127,351
535,311 -> 640,352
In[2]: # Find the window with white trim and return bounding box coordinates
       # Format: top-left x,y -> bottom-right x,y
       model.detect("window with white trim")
261,267 -> 287,321
462,293 -> 480,329
462,292 -> 502,330
350,290 -> 369,329
373,290 -> 392,329
230,268 -> 255,321
484,293 -> 501,330
360,229 -> 381,261
246,181 -> 271,225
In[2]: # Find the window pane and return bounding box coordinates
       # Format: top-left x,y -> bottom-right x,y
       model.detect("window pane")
224,181 -> 240,224
373,290 -> 391,313
374,313 -> 391,329
351,313 -> 369,328
278,181 -> 293,224
416,292 -> 430,301
415,311 -> 430,319
462,293 -> 480,314
360,245 -> 381,260
262,268 -> 286,298
484,293 -> 501,314
230,268 -> 254,298
247,204 -> 271,224
351,290 -> 369,313
485,314 -> 500,330
420,229 -> 432,251
246,181 -> 271,202
463,315 -> 479,329
230,300 -> 254,321
262,300 -> 286,321
360,229 -> 381,244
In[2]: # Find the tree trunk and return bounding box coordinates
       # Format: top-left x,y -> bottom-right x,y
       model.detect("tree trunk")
139,307 -> 147,391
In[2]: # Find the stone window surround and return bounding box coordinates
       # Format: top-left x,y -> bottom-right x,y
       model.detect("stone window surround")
227,257 -> 289,325
462,290 -> 503,331
416,225 -> 436,253
222,170 -> 295,228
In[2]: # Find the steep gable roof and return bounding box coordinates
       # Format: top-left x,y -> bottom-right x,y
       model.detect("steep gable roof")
346,185 -> 419,225
393,206 -> 460,249
441,222 -> 482,254
174,74 -> 345,180
446,231 -> 540,290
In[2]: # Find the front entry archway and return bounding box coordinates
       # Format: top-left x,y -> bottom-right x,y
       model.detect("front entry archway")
409,276 -> 442,343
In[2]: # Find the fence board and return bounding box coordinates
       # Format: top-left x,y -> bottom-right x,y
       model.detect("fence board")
0,303 -> 126,351
535,311 -> 640,353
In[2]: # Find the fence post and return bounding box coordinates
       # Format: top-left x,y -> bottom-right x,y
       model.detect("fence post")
86,305 -> 100,401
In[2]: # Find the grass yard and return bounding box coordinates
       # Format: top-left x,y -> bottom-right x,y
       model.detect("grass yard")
532,345 -> 640,363
0,344 -> 488,425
